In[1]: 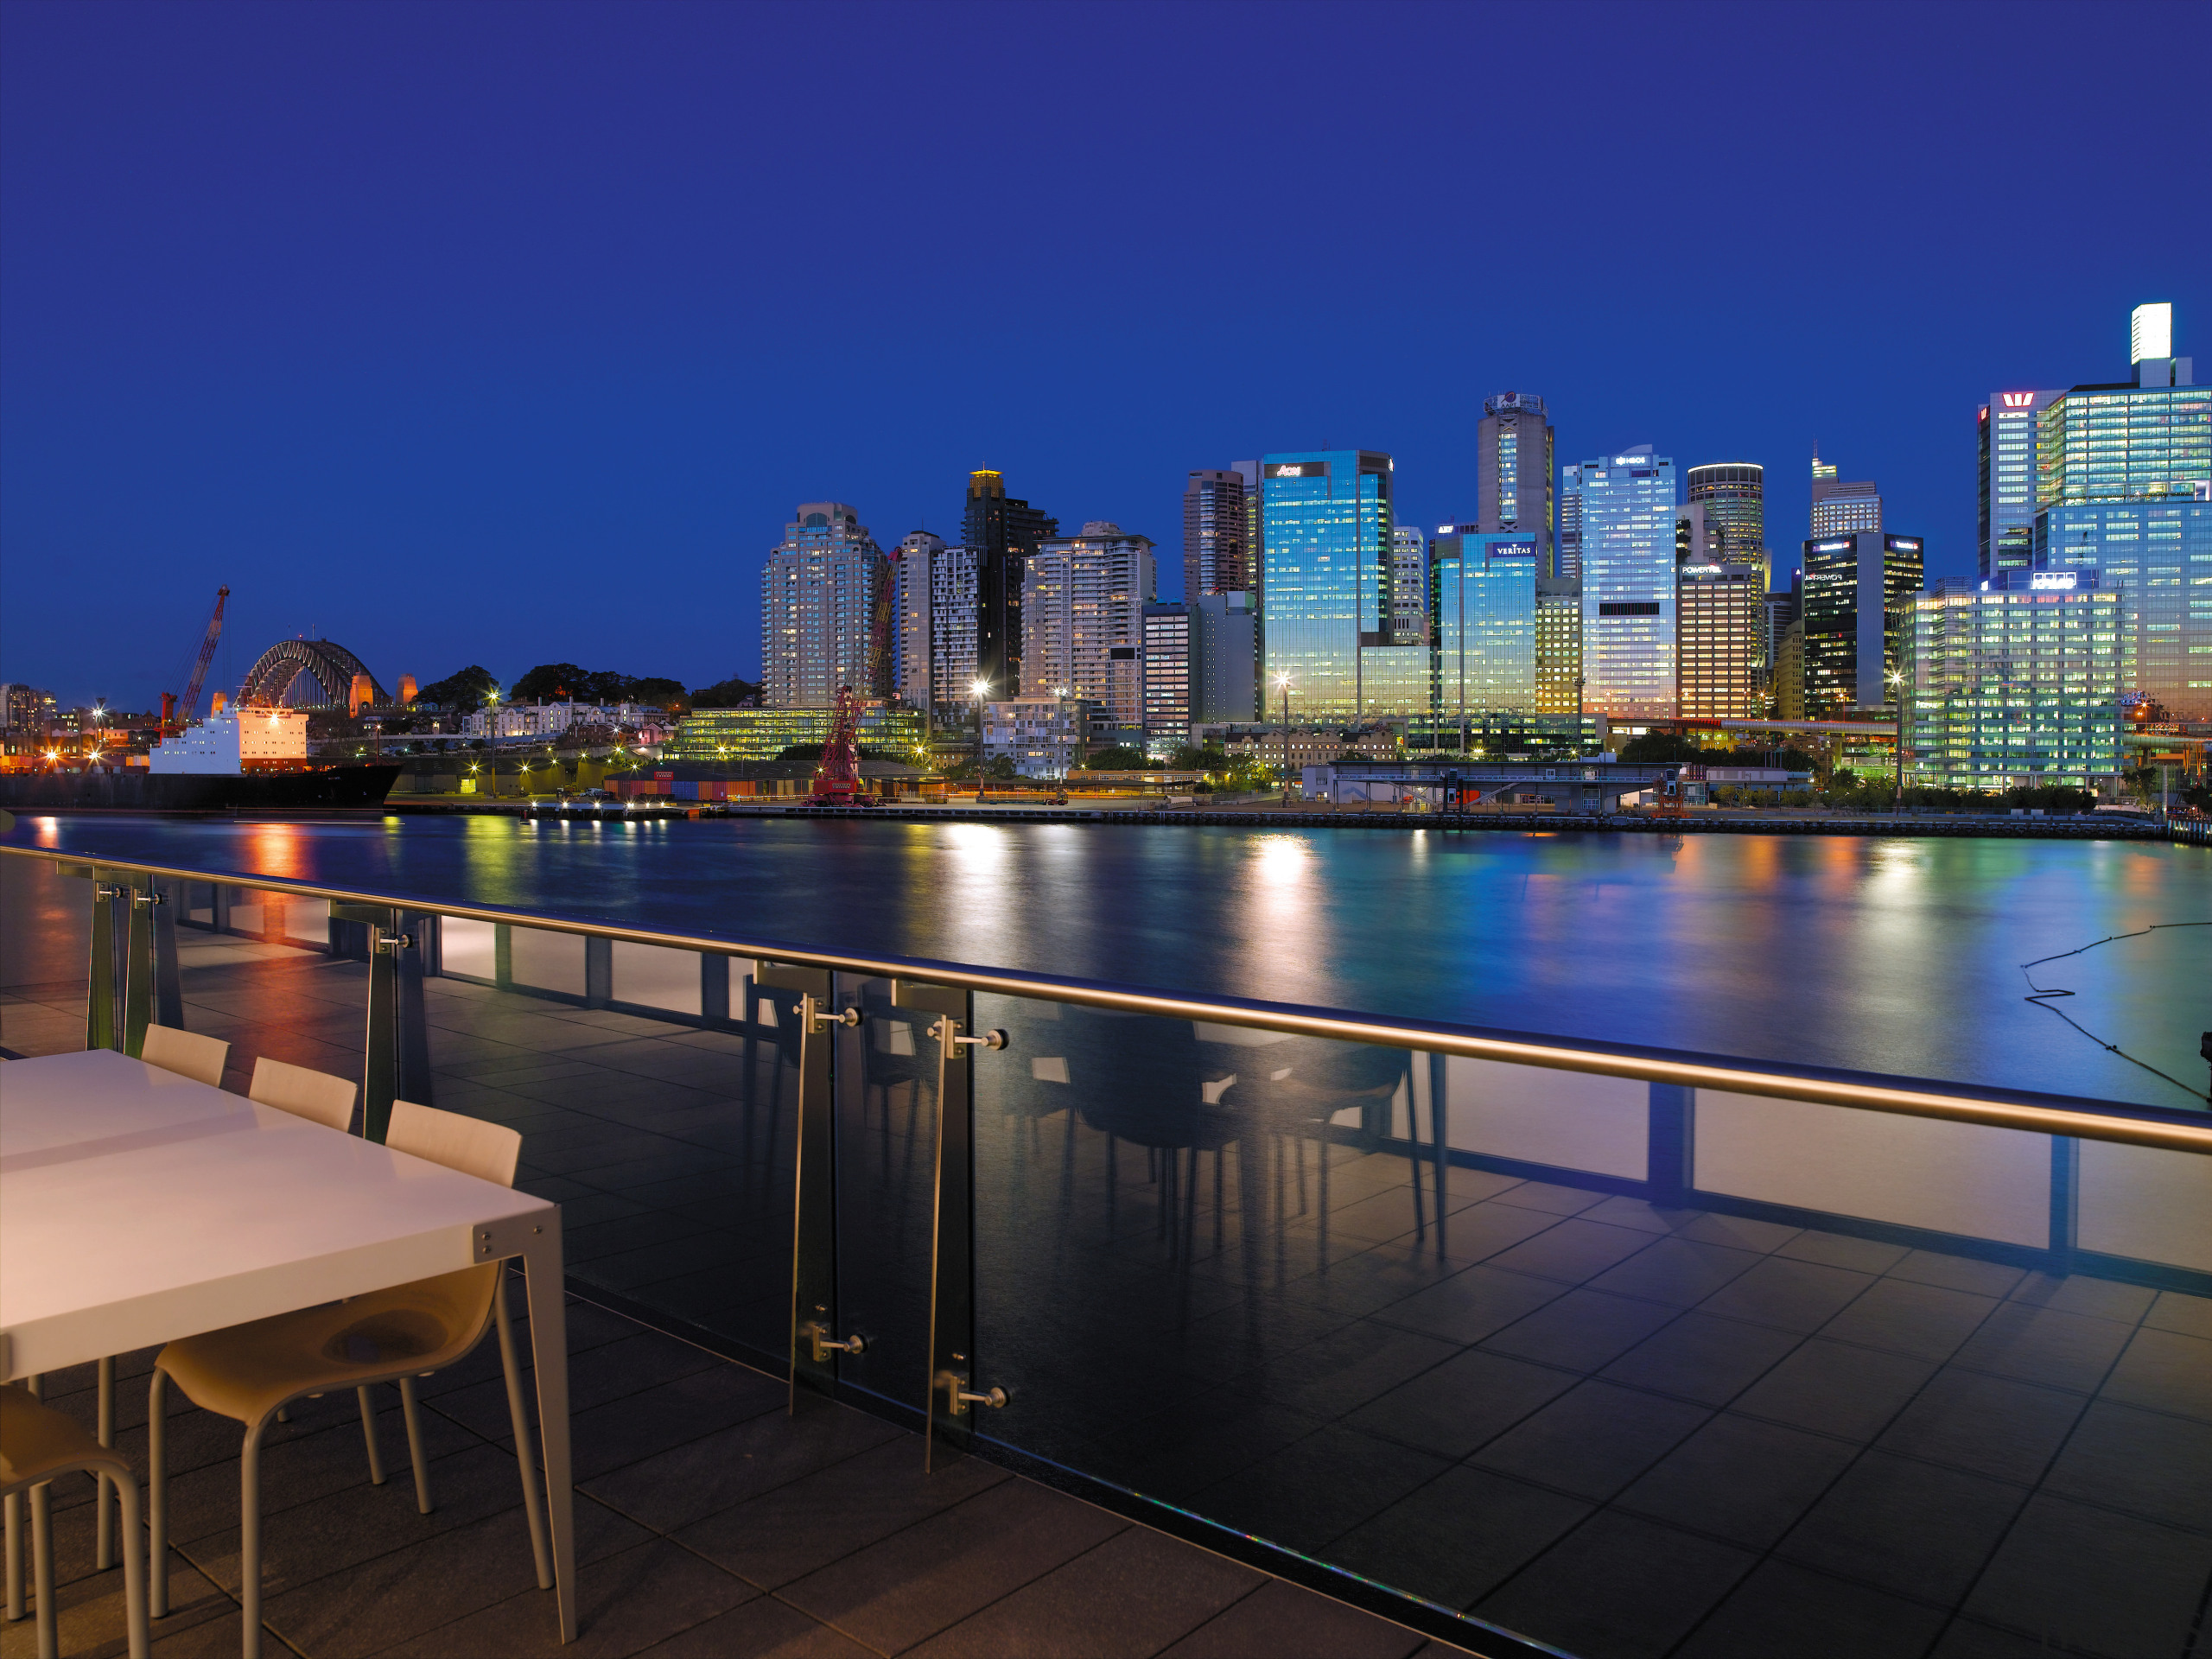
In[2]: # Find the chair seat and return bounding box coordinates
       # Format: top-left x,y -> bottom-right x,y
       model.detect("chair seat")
158,1265 -> 499,1425
1,1383 -> 110,1490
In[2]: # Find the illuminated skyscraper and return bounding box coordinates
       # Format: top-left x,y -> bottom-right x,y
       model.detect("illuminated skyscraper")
1809,448 -> 1882,537
1556,463 -> 1583,582
1259,450 -> 1412,720
1677,563 -> 1767,718
1476,391 -> 1554,572
1021,522 -> 1155,728
1432,532 -> 1538,741
891,531 -> 944,709
1577,447 -> 1678,718
1391,524 -> 1428,643
963,469 -> 1058,697
1687,463 -> 1766,588
761,503 -> 887,708
1535,578 -> 1582,715
2038,499 -> 2212,718
1802,531 -> 1924,714
1183,469 -> 1250,597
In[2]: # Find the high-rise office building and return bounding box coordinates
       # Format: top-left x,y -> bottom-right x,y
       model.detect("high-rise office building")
1771,618 -> 1805,720
1391,524 -> 1428,643
2037,499 -> 2212,719
1141,591 -> 1259,749
1687,464 -> 1766,588
760,503 -> 886,709
1477,391 -> 1554,572
1231,461 -> 1263,597
1260,449 -> 1414,720
891,531 -> 945,709
1809,449 -> 1883,537
1556,463 -> 1583,582
1197,589 -> 1258,724
1183,470 -> 1250,597
1021,522 -> 1155,728
1678,563 -> 1767,718
963,469 -> 1058,698
1432,532 -> 1539,737
1675,504 -> 1726,567
1802,531 -> 1924,714
1535,579 -> 1582,716
1908,574 -> 2122,789
1141,602 -> 1194,749
1978,390 -> 2063,578
1576,447 -> 1678,719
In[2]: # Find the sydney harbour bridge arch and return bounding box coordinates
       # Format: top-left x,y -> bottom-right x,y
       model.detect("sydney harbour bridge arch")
238,639 -> 390,709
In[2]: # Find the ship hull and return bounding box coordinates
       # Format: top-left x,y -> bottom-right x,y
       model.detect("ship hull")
0,766 -> 402,812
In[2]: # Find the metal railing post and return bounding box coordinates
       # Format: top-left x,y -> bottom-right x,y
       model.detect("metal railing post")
152,878 -> 184,1030
123,876 -> 157,1058
1648,1083 -> 1694,1208
583,937 -> 613,1009
339,903 -> 404,1141
2049,1135 -> 2079,1274
76,868 -> 121,1052
760,962 -> 844,1409
397,912 -> 434,1109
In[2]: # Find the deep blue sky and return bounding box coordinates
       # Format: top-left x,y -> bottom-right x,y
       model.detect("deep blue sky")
4,0 -> 2207,709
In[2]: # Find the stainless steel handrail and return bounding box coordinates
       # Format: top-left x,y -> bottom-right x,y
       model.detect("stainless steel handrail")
7,842 -> 2210,1155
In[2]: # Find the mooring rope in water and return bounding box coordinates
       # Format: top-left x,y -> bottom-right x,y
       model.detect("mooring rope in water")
2018,922 -> 2212,1103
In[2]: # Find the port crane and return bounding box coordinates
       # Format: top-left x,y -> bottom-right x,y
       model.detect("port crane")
161,587 -> 230,735
808,686 -> 870,805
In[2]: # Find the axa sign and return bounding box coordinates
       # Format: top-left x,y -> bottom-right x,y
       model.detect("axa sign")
1999,391 -> 2037,410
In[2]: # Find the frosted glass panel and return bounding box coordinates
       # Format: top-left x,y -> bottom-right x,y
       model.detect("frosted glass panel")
2078,1141 -> 2212,1271
613,939 -> 701,1015
442,918 -> 496,980
510,925 -> 584,995
1443,1055 -> 1646,1179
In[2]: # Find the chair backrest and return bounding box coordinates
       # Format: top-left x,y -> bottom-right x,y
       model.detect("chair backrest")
387,1100 -> 521,1188
139,1024 -> 230,1088
249,1056 -> 358,1133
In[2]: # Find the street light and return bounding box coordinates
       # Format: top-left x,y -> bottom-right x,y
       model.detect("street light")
1888,668 -> 1907,816
970,679 -> 991,793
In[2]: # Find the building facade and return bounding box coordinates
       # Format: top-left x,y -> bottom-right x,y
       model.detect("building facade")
1687,463 -> 1766,588
1535,578 -> 1582,716
1141,602 -> 1194,749
1183,469 -> 1250,597
1391,525 -> 1428,643
963,469 -> 1058,698
1259,450 -> 1403,721
1978,390 -> 2063,579
1020,522 -> 1155,728
1576,447 -> 1679,718
1908,575 -> 2122,789
760,503 -> 887,709
1476,391 -> 1554,572
1556,463 -> 1583,582
2037,499 -> 2212,719
2035,378 -> 2209,511
891,531 -> 945,710
1196,590 -> 1257,726
1677,563 -> 1767,718
1432,533 -> 1539,736
982,696 -> 1094,778
923,544 -> 982,715
1802,531 -> 1926,713
1809,448 -> 1883,538
664,703 -> 929,762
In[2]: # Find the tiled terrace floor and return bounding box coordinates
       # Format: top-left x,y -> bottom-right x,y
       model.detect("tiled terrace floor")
4,1292 -> 1471,1659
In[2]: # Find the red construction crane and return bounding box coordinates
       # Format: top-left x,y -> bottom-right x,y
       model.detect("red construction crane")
808,685 -> 871,805
162,587 -> 230,735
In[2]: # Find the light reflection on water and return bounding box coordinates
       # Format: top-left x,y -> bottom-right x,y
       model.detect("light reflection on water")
10,814 -> 2208,1108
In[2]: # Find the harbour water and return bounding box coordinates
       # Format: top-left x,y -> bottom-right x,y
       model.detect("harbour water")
11,814 -> 2210,1109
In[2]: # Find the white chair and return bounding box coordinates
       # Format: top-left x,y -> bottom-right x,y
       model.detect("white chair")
2,1384 -> 150,1659
148,1102 -> 551,1659
248,1057 -> 357,1132
138,1025 -> 229,1088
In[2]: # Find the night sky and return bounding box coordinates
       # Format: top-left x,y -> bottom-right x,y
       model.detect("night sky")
3,0 -> 2206,709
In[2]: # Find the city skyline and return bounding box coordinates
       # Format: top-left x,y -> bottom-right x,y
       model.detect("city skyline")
2,1 -> 2207,709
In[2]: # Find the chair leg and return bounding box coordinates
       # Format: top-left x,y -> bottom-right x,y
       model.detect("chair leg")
111,1471 -> 149,1659
397,1378 -> 433,1514
493,1277 -> 554,1589
240,1421 -> 269,1659
357,1386 -> 387,1484
4,1489 -> 21,1621
29,1482 -> 54,1659
95,1354 -> 115,1572
147,1370 -> 168,1620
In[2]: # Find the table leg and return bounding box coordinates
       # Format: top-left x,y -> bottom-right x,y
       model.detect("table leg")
521,1228 -> 575,1643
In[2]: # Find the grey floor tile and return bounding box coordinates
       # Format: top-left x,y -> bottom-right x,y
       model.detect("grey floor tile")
1949,1302 -> 2137,1394
1775,1450 -> 2027,1603
1469,1380 -> 1710,1501
1961,1493 -> 2212,1659
1158,1578 -> 1430,1659
1695,1256 -> 1875,1333
1478,1288 -> 1681,1372
2040,1398 -> 2212,1529
2143,1288 -> 2212,1339
1731,1338 -> 1936,1441
1675,1213 -> 1802,1254
674,1437 -> 1009,1591
1579,1196 -> 1700,1236
376,1539 -> 756,1657
1817,1276 -> 1999,1363
1598,1313 -> 1802,1407
1673,1560 -> 1948,1659
1260,1322 -> 1461,1421
565,1363 -> 789,1483
1473,1510 -> 1755,1659
1926,1618 -> 2088,1657
904,1526 -> 1263,1658
1326,1465 -> 1591,1611
1479,1219 -> 1661,1286
779,1479 -> 1126,1655
1888,1251 -> 2027,1298
1192,1427 -> 1448,1556
1585,1236 -> 1764,1308
631,1597 -> 876,1657
1614,1414 -> 1859,1549
1346,1348 -> 1579,1461
582,1397 -> 902,1534
1423,1202 -> 1570,1268
1111,1390 -> 1332,1503
1485,1181 -> 1611,1217
2096,1325 -> 2212,1424
1874,1369 -> 2088,1484
1368,1265 -> 1565,1346
2004,1272 -> 2157,1324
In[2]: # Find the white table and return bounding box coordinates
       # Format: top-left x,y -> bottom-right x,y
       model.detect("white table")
0,1049 -> 576,1642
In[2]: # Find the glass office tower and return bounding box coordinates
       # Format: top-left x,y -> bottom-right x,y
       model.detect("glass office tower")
1391,525 -> 1428,643
1686,463 -> 1767,588
1535,578 -> 1582,715
1577,447 -> 1678,718
1260,450 -> 1397,721
1182,469 -> 1249,597
1677,563 -> 1768,718
964,469 -> 1058,697
1556,462 -> 1583,582
2037,499 -> 2212,718
1476,391 -> 1554,572
1908,575 -> 2122,789
1432,534 -> 1538,743
1978,391 -> 2063,578
1802,531 -> 1926,714
2036,381 -> 2210,508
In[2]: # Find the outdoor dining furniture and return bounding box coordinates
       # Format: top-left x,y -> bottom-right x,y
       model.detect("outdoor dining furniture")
0,1048 -> 578,1657
137,1026 -> 228,1089
1,1382 -> 149,1659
